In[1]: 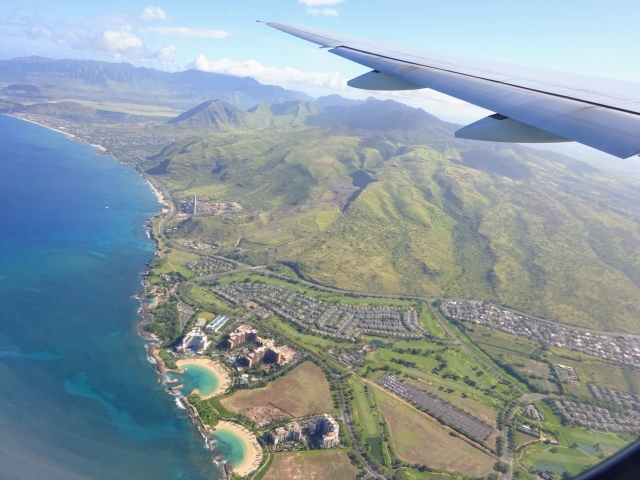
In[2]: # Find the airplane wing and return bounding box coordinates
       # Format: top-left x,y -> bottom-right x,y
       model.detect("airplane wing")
261,21 -> 640,159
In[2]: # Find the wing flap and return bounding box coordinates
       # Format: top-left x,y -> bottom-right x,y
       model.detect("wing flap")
262,21 -> 640,114
456,115 -> 571,143
332,47 -> 640,158
262,21 -> 640,158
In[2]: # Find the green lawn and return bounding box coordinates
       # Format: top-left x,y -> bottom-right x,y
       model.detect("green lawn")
362,340 -> 512,404
153,249 -> 200,278
215,273 -> 415,307
419,303 -> 447,339
518,443 -> 603,477
351,378 -> 379,437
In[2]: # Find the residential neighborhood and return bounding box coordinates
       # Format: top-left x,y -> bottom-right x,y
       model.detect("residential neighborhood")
553,400 -> 640,435
214,282 -> 424,340
440,300 -> 640,368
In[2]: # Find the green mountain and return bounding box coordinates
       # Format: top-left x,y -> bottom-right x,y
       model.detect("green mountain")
167,99 -> 249,131
145,98 -> 640,334
0,56 -> 314,109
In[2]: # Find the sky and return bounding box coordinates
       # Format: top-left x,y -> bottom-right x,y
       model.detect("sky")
1,0 -> 639,126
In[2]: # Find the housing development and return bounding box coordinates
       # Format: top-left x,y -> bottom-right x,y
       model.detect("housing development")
553,400 -> 640,435
213,282 -> 424,340
440,300 -> 640,368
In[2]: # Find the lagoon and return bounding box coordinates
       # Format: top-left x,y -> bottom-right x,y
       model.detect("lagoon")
171,363 -> 220,398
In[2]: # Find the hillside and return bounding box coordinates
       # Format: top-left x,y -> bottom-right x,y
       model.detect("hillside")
167,99 -> 249,132
145,98 -> 640,333
0,56 -> 313,109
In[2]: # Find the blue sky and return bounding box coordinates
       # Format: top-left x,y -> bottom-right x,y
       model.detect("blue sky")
1,0 -> 638,124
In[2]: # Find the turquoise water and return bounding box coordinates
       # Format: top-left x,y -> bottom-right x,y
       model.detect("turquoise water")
213,429 -> 247,468
0,115 -> 237,479
171,364 -> 220,397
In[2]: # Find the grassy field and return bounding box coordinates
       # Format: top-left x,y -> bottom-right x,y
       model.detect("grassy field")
153,249 -> 200,278
517,442 -> 598,478
263,450 -> 359,480
185,284 -> 243,317
349,377 -> 389,464
373,385 -> 496,477
220,361 -> 333,417
216,273 -> 415,307
62,99 -> 183,116
263,316 -> 349,357
419,304 -> 447,339
361,339 -> 512,405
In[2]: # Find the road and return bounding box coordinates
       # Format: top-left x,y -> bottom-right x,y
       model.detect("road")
146,176 -> 553,480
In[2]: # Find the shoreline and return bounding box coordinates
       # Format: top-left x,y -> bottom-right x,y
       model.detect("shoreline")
214,421 -> 263,477
5,114 -> 108,154
11,114 -> 253,476
6,112 -> 246,476
175,358 -> 231,399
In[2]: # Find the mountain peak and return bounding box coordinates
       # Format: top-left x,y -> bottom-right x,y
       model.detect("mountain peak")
167,99 -> 249,131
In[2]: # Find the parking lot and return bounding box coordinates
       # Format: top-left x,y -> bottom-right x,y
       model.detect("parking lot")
379,375 -> 493,441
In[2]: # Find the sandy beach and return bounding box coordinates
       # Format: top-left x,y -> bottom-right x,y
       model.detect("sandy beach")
6,114 -> 110,153
175,358 -> 231,398
7,114 -> 75,137
215,421 -> 262,477
147,180 -> 170,208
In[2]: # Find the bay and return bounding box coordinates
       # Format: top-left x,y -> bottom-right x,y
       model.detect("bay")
0,115 -> 220,479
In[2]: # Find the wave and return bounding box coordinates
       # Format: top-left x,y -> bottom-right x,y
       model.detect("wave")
174,396 -> 186,410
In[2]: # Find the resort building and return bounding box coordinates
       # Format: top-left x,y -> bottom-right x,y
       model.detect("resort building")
225,324 -> 295,367
178,326 -> 210,354
309,414 -> 340,449
269,421 -> 302,445
241,343 -> 282,367
223,324 -> 259,349
206,315 -> 229,333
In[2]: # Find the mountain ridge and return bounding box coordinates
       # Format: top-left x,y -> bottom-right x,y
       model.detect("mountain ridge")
0,56 -> 314,110
144,98 -> 640,334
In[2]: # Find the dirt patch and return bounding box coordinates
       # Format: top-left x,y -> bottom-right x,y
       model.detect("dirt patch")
263,450 -> 359,480
220,361 -> 333,419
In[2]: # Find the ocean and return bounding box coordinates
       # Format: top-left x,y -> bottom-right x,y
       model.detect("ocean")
0,115 -> 224,479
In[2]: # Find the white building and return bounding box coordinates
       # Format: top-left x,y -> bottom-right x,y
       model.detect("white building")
309,414 -> 340,449
179,327 -> 210,354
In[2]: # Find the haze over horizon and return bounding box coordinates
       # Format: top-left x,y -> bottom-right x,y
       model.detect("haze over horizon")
2,0 -> 639,126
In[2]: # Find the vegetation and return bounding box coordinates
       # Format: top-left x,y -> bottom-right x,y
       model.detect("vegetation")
187,394 -> 219,427
146,98 -> 640,334
149,298 -> 181,345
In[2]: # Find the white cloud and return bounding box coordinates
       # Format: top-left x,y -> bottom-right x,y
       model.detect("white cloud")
307,8 -> 339,16
298,0 -> 344,5
192,54 -> 488,123
192,55 -> 344,89
141,6 -> 169,20
95,27 -> 145,52
156,44 -> 176,59
146,26 -> 227,38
